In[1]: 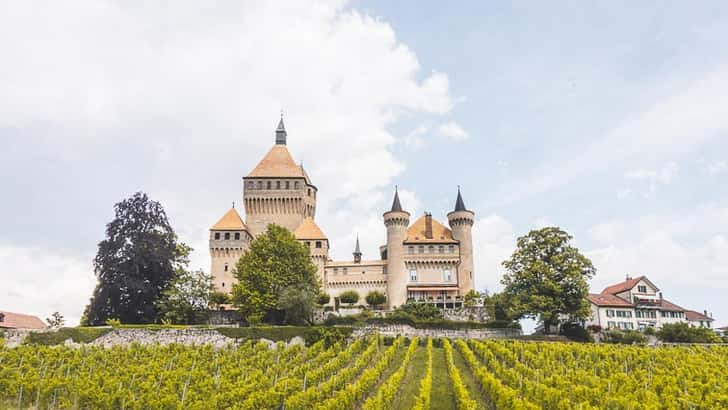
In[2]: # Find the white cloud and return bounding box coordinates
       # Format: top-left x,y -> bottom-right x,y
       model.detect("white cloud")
0,245 -> 96,326
472,214 -> 516,294
623,162 -> 678,197
402,125 -> 429,148
702,160 -> 728,175
438,121 -> 469,141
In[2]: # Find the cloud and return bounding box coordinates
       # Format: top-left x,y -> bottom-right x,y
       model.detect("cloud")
438,121 -> 469,141
701,160 -> 728,175
0,245 -> 96,326
472,214 -> 516,293
0,2 -> 457,314
623,162 -> 678,197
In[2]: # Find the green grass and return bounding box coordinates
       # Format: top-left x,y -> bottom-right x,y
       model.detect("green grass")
430,346 -> 457,410
452,343 -> 491,409
391,345 -> 427,409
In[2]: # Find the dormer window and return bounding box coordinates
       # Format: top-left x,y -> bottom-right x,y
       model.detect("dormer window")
234,232 -> 240,240
214,232 -> 221,240
637,285 -> 647,293
224,232 -> 230,240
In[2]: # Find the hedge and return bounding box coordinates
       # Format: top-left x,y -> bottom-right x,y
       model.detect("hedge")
23,327 -> 113,346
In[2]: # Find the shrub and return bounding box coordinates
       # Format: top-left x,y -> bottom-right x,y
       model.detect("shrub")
209,291 -> 231,309
339,290 -> 360,305
560,323 -> 594,343
643,326 -> 656,336
586,324 -> 602,333
395,302 -> 443,320
602,329 -> 647,345
657,323 -> 721,343
364,291 -> 386,309
316,293 -> 331,306
23,327 -> 113,346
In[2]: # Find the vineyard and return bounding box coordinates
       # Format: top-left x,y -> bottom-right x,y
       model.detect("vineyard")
1,336 -> 727,409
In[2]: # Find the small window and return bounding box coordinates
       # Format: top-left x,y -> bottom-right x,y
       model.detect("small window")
409,269 -> 417,282
257,181 -> 262,189
234,232 -> 240,240
343,267 -> 348,275
637,285 -> 647,293
418,245 -> 424,254
214,232 -> 220,240
305,241 -> 311,248
607,321 -> 615,328
222,282 -> 225,288
295,181 -> 300,189
224,232 -> 230,240
276,181 -> 281,189
448,245 -> 455,253
606,309 -> 614,317
333,268 -> 338,275
308,188 -> 311,196
267,181 -> 271,189
248,181 -> 254,189
408,246 -> 414,254
315,241 -> 322,249
443,268 -> 452,282
428,245 -> 434,253
224,263 -> 228,272
285,181 -> 290,189
438,245 -> 444,253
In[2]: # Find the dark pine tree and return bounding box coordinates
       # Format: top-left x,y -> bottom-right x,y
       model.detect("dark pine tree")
84,192 -> 185,325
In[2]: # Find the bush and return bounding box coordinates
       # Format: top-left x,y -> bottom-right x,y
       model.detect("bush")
316,293 -> 331,306
586,324 -> 602,333
643,326 -> 656,336
602,329 -> 647,345
23,327 -> 113,346
339,290 -> 360,305
210,291 -> 231,309
657,323 -> 721,343
365,291 -> 386,309
560,323 -> 594,343
395,302 -> 443,320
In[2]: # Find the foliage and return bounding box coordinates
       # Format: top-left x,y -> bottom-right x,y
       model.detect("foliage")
501,227 -> 596,331
643,326 -> 656,336
84,192 -> 187,325
586,324 -> 602,333
394,302 -> 443,320
213,326 -> 353,346
463,289 -> 481,307
362,338 -> 418,410
46,312 -> 65,328
365,291 -> 386,309
560,323 -> 594,343
277,286 -> 317,325
209,291 -> 231,309
482,292 -> 515,321
155,268 -> 214,325
231,224 -> 320,322
23,327 -> 112,345
412,338 -> 433,410
316,293 -> 331,306
339,290 -> 360,305
601,329 -> 647,344
443,339 -> 478,409
657,322 -> 722,343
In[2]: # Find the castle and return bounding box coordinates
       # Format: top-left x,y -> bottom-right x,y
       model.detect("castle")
209,118 -> 475,309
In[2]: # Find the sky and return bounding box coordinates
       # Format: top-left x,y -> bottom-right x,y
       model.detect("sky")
1,1 -> 727,329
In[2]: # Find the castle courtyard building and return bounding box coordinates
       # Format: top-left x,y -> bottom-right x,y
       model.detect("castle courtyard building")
209,119 -> 475,309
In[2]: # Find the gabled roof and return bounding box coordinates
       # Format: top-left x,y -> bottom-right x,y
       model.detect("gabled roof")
657,299 -> 685,312
0,311 -> 46,329
405,215 -> 457,243
294,217 -> 327,240
247,144 -> 307,179
211,207 -> 248,230
601,275 -> 659,295
587,293 -> 633,307
685,310 -> 714,322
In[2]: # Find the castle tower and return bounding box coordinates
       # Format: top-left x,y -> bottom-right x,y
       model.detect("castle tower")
243,117 -> 317,236
447,187 -> 475,293
209,205 -> 253,294
293,217 -> 329,285
384,188 -> 410,308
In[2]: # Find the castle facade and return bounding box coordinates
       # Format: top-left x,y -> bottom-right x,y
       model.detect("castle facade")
209,119 -> 475,309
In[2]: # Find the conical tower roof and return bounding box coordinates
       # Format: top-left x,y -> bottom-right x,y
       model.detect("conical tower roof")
353,235 -> 362,255
211,207 -> 248,230
454,186 -> 468,212
390,187 -> 403,212
293,217 -> 327,239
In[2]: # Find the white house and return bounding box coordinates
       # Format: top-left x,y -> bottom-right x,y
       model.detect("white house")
585,275 -> 715,331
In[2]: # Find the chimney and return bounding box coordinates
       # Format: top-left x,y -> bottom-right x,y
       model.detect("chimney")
625,274 -> 631,280
704,309 -> 708,317
424,212 -> 433,239
659,292 -> 663,300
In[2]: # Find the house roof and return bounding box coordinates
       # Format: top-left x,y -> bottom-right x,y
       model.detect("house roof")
685,310 -> 714,322
601,275 -> 659,295
587,293 -> 633,307
294,217 -> 327,240
656,299 -> 685,312
247,144 -> 308,179
211,207 -> 248,230
405,215 -> 457,243
0,311 -> 46,329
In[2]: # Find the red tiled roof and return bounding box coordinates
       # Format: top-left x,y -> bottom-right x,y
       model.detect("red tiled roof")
0,311 -> 46,329
657,299 -> 685,312
685,310 -> 713,322
587,293 -> 633,307
601,276 -> 646,295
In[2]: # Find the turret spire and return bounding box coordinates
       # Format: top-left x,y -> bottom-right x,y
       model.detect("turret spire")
390,186 -> 403,212
275,112 -> 287,145
454,185 -> 468,212
353,235 -> 362,263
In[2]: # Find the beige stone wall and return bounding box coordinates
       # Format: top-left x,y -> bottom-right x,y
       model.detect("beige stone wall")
209,231 -> 250,294
325,261 -> 386,305
448,210 -> 475,295
301,239 -> 329,286
384,210 -> 410,309
243,178 -> 316,237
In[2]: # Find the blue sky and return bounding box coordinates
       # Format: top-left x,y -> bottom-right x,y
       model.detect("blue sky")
1,1 -> 727,327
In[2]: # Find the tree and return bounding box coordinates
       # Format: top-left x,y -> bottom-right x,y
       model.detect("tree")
277,286 -> 317,325
156,269 -> 214,325
657,323 -> 721,343
501,227 -> 595,333
339,290 -> 360,306
210,291 -> 231,310
463,289 -> 481,307
46,312 -> 65,328
231,224 -> 320,322
316,293 -> 331,306
482,292 -> 514,321
365,291 -> 386,309
84,192 -> 187,325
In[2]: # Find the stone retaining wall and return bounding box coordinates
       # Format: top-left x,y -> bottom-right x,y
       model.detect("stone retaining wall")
352,324 -> 521,339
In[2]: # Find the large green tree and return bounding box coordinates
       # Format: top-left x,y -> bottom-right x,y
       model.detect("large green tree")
231,224 -> 320,322
501,227 -> 595,332
84,192 -> 186,325
156,268 -> 214,325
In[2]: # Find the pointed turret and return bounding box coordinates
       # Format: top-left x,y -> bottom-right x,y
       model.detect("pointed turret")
275,115 -> 287,145
353,235 -> 362,263
390,186 -> 403,212
454,186 -> 468,212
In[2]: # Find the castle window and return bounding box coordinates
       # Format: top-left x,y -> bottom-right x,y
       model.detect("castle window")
224,232 -> 230,240
234,232 -> 240,240
443,268 -> 452,282
428,245 -> 434,253
333,268 -> 338,275
305,241 -> 311,248
315,241 -> 322,248
224,263 -> 228,272
276,181 -> 280,189
409,268 -> 417,282
418,245 -> 424,254
285,181 -> 290,189
448,245 -> 455,253
257,181 -> 262,189
343,267 -> 348,275
214,232 -> 220,240
438,245 -> 444,253
308,188 -> 311,196
408,246 -> 414,254
248,181 -> 254,189
222,282 -> 225,287
295,181 -> 300,189
267,181 -> 271,189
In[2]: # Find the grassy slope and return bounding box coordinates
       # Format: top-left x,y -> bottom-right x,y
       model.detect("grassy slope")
430,347 -> 456,410
390,345 -> 426,409
452,344 -> 492,410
